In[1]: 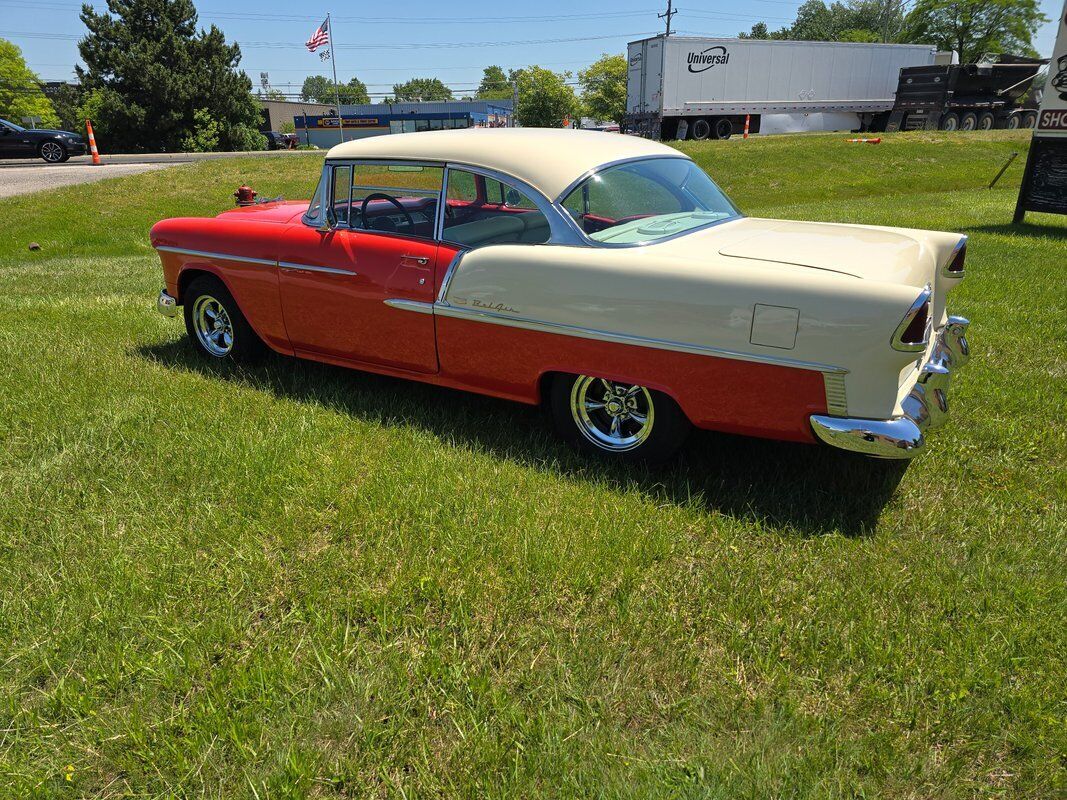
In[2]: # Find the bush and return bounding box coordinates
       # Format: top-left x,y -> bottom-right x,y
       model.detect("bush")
181,108 -> 220,152
226,123 -> 267,152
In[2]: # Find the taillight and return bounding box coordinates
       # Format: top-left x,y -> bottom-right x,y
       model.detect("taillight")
892,286 -> 932,352
943,238 -> 966,276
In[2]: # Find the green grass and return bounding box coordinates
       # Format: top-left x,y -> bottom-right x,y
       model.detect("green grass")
0,131 -> 1064,798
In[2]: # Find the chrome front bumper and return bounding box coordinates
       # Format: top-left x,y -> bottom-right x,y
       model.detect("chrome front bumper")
811,316 -> 970,459
157,289 -> 178,318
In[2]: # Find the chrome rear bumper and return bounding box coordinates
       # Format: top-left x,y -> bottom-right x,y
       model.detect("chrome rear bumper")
811,316 -> 970,459
157,288 -> 178,318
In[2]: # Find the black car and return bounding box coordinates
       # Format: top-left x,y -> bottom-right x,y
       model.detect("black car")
0,118 -> 88,163
265,130 -> 298,150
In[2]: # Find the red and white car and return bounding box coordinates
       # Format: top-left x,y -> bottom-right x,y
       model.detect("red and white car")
152,129 -> 970,461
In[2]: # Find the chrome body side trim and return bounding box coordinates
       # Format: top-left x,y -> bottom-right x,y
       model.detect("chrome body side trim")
155,245 -> 276,267
890,283 -> 932,352
823,372 -> 848,416
941,235 -> 967,278
436,248 -> 469,303
384,298 -> 434,314
278,261 -> 357,276
812,316 -> 970,459
156,288 -> 179,317
433,302 -> 849,374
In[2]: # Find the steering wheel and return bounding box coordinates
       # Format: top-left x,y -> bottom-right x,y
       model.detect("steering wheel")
360,192 -> 415,232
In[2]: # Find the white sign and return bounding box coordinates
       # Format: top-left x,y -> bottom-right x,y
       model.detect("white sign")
1038,0 -> 1067,135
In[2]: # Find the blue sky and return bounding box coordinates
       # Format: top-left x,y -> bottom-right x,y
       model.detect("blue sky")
3,0 -> 1064,97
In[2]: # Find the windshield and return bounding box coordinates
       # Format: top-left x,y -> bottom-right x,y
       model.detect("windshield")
561,157 -> 739,245
0,118 -> 26,132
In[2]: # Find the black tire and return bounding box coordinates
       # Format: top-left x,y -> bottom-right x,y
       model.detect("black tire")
38,140 -> 69,163
690,118 -> 711,141
977,112 -> 995,131
1006,114 -> 1022,130
959,112 -> 978,131
712,117 -> 733,140
182,275 -> 263,362
548,373 -> 691,464
1022,111 -> 1038,129
939,112 -> 959,131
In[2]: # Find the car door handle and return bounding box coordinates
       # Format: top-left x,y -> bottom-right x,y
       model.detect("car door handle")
401,255 -> 429,265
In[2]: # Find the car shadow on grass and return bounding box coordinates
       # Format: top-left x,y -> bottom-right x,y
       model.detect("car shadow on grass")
963,221 -> 1067,240
136,340 -> 908,537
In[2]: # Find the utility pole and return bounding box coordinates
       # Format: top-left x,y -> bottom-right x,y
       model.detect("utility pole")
658,0 -> 676,37
511,80 -> 518,127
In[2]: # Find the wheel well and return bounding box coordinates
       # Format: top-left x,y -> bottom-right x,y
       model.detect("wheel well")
176,268 -> 220,304
535,369 -> 692,422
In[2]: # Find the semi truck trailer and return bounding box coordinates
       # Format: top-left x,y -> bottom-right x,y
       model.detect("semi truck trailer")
624,36 -> 943,140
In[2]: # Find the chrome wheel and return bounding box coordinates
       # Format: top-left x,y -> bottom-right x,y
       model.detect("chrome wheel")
40,141 -> 64,162
570,376 -> 655,452
192,294 -> 234,357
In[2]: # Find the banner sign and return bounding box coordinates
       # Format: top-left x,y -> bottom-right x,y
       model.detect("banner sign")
315,117 -> 381,128
1015,0 -> 1067,221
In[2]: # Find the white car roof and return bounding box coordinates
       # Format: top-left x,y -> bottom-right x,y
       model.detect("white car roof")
325,127 -> 686,201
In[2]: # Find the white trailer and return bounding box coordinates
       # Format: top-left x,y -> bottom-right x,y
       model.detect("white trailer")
625,36 -> 941,140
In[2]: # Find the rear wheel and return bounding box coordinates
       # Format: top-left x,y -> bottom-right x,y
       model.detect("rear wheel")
548,374 -> 690,463
1022,111 -> 1038,129
959,112 -> 978,131
690,118 -> 711,140
939,112 -> 959,131
1006,113 -> 1022,129
977,111 -> 995,130
712,117 -> 734,140
183,275 -> 263,362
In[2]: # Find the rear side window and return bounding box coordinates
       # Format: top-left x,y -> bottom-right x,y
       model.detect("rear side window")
442,168 -> 551,249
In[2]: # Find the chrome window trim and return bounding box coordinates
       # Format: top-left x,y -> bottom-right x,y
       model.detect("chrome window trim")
551,155 -> 745,249
891,284 -> 933,352
279,261 -> 357,276
440,163 -> 586,247
941,235 -> 967,278
155,246 -> 276,267
433,302 -> 849,375
301,163 -> 329,228
436,248 -> 469,303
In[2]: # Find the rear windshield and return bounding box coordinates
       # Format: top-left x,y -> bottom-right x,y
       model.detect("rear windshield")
561,158 -> 739,245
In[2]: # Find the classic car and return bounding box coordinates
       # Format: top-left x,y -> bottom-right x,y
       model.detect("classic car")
0,117 -> 87,163
151,128 -> 970,462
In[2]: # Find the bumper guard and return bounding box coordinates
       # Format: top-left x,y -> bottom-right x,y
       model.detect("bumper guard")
811,316 -> 970,459
156,288 -> 179,318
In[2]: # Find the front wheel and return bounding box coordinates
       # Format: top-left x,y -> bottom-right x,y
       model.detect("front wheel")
39,141 -> 68,163
183,275 -> 263,362
548,374 -> 690,463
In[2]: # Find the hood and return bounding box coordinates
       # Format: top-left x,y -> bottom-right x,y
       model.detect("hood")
26,129 -> 83,139
215,201 -> 309,224
712,218 -> 930,284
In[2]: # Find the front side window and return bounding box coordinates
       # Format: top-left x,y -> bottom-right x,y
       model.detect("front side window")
442,168 -> 551,249
349,162 -> 443,239
561,158 -> 739,245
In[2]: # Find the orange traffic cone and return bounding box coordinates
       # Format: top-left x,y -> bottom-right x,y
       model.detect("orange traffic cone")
845,137 -> 881,144
85,119 -> 101,165
743,114 -> 750,139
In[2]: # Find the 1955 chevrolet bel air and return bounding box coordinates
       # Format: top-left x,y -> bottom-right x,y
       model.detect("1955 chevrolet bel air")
151,128 -> 970,462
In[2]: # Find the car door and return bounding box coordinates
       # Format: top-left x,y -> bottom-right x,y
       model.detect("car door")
0,121 -> 35,157
276,161 -> 442,374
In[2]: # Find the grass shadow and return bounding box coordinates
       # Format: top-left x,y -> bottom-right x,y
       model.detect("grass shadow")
962,221 -> 1067,240
136,340 -> 908,537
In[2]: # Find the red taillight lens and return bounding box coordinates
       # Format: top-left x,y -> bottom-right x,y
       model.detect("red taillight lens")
946,243 -> 966,273
900,300 -> 930,344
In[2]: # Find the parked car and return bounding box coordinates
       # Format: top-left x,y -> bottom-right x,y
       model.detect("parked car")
151,129 -> 970,462
0,118 -> 87,162
265,131 -> 298,150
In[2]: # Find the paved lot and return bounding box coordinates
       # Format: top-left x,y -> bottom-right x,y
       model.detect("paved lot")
0,150 -> 309,199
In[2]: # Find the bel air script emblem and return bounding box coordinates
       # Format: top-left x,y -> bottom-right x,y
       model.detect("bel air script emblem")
687,46 -> 730,73
452,297 -> 520,314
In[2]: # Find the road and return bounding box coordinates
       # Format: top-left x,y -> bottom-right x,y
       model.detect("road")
0,149 -> 310,199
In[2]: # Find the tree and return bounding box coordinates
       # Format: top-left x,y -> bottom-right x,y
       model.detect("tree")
740,0 -> 906,43
476,65 -> 512,100
0,39 -> 59,127
44,82 -> 84,132
578,54 -> 627,125
77,0 -> 261,152
905,0 -> 1047,63
300,75 -> 369,105
739,22 -> 771,39
391,78 -> 453,102
513,66 -> 579,128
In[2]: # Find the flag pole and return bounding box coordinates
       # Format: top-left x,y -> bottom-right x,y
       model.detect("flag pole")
327,12 -> 343,144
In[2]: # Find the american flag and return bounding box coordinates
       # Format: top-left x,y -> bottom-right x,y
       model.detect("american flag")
305,18 -> 329,53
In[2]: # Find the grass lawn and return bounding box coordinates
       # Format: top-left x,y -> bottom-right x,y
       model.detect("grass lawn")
0,131 -> 1064,798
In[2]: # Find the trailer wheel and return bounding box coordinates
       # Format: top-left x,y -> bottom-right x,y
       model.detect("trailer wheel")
939,112 -> 959,131
1006,113 -> 1022,129
977,112 -> 995,131
712,118 -> 734,140
691,118 -> 711,140
959,112 -> 978,131
1022,111 -> 1038,129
